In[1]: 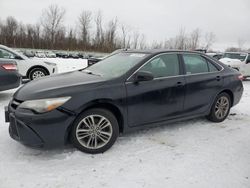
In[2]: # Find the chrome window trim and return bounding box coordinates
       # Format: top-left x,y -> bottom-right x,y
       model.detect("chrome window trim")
126,52 -> 224,83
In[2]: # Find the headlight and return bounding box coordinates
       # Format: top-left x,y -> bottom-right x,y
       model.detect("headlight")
18,97 -> 71,113
44,61 -> 57,66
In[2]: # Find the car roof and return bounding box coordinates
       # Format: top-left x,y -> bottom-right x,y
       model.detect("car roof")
119,49 -> 206,55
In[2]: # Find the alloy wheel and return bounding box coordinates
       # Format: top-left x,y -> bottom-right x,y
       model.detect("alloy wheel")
214,96 -> 230,120
76,115 -> 113,149
32,70 -> 45,79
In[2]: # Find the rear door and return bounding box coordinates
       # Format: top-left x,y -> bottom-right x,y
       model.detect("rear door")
125,53 -> 186,127
181,53 -> 223,116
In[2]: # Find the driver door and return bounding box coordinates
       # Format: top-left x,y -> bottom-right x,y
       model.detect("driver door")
125,53 -> 186,127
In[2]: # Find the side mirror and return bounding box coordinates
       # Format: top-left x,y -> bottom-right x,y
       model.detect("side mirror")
134,71 -> 154,83
15,55 -> 23,60
246,59 -> 250,64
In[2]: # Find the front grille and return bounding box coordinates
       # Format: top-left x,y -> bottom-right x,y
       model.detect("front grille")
10,99 -> 23,110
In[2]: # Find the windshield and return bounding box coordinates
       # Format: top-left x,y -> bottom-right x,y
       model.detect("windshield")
222,53 -> 247,61
84,52 -> 148,79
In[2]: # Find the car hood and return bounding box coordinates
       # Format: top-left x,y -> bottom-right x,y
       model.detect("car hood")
219,58 -> 242,66
14,71 -> 106,101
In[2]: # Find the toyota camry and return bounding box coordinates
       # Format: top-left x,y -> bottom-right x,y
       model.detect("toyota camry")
5,50 -> 243,154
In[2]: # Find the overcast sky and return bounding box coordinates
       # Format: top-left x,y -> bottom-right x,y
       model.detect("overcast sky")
0,0 -> 250,50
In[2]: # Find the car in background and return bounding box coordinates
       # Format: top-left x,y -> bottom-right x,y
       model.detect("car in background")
0,44 -> 57,80
35,51 -> 46,58
5,50 -> 243,154
77,52 -> 88,59
206,52 -> 223,60
55,52 -> 68,58
68,53 -> 80,59
220,52 -> 250,78
45,51 -> 56,58
23,50 -> 35,58
87,56 -> 103,66
0,60 -> 21,91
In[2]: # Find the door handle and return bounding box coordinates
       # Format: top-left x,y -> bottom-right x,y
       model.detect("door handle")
216,76 -> 221,81
176,81 -> 184,87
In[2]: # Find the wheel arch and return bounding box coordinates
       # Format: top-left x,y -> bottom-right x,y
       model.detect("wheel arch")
219,89 -> 234,107
65,99 -> 125,144
26,65 -> 50,78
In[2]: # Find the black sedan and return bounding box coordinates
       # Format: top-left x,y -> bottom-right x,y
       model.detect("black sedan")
5,50 -> 243,153
0,60 -> 21,92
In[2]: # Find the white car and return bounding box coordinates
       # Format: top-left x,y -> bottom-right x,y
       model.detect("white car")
220,52 -> 250,78
45,51 -> 56,58
35,51 -> 46,58
0,44 -> 58,80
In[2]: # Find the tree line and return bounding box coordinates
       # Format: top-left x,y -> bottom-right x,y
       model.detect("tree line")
0,4 -> 221,52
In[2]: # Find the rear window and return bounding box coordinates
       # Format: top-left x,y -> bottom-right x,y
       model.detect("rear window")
183,54 -> 219,74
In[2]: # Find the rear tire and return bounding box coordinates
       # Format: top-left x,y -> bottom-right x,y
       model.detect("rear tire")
206,92 -> 231,122
29,68 -> 48,80
70,108 -> 119,154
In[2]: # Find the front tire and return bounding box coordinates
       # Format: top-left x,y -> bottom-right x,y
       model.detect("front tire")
70,108 -> 119,154
29,68 -> 48,80
206,92 -> 231,122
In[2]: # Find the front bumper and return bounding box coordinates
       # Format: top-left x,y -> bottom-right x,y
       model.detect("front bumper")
5,103 -> 76,148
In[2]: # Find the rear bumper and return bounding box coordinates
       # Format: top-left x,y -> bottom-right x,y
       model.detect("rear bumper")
5,104 -> 76,148
232,81 -> 244,107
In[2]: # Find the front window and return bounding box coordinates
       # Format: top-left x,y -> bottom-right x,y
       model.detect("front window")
84,52 -> 148,79
222,53 -> 247,61
139,53 -> 180,78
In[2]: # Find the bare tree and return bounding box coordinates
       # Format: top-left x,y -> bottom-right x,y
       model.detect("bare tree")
121,24 -> 127,48
26,24 -> 35,48
1,17 -> 18,47
120,24 -> 132,48
67,28 -> 77,50
41,4 -> 65,48
0,10 -> 221,53
204,32 -> 216,50
132,31 -> 140,49
94,11 -> 104,49
105,18 -> 118,51
164,38 -> 175,49
79,10 -> 92,49
34,24 -> 41,48
189,28 -> 201,50
151,40 -> 163,49
139,34 -> 147,49
175,28 -> 187,50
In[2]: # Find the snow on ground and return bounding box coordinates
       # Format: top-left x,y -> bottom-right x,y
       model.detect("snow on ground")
35,57 -> 88,73
0,80 -> 250,187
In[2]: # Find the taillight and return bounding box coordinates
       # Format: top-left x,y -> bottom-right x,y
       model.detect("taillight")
238,74 -> 244,81
1,64 -> 17,71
